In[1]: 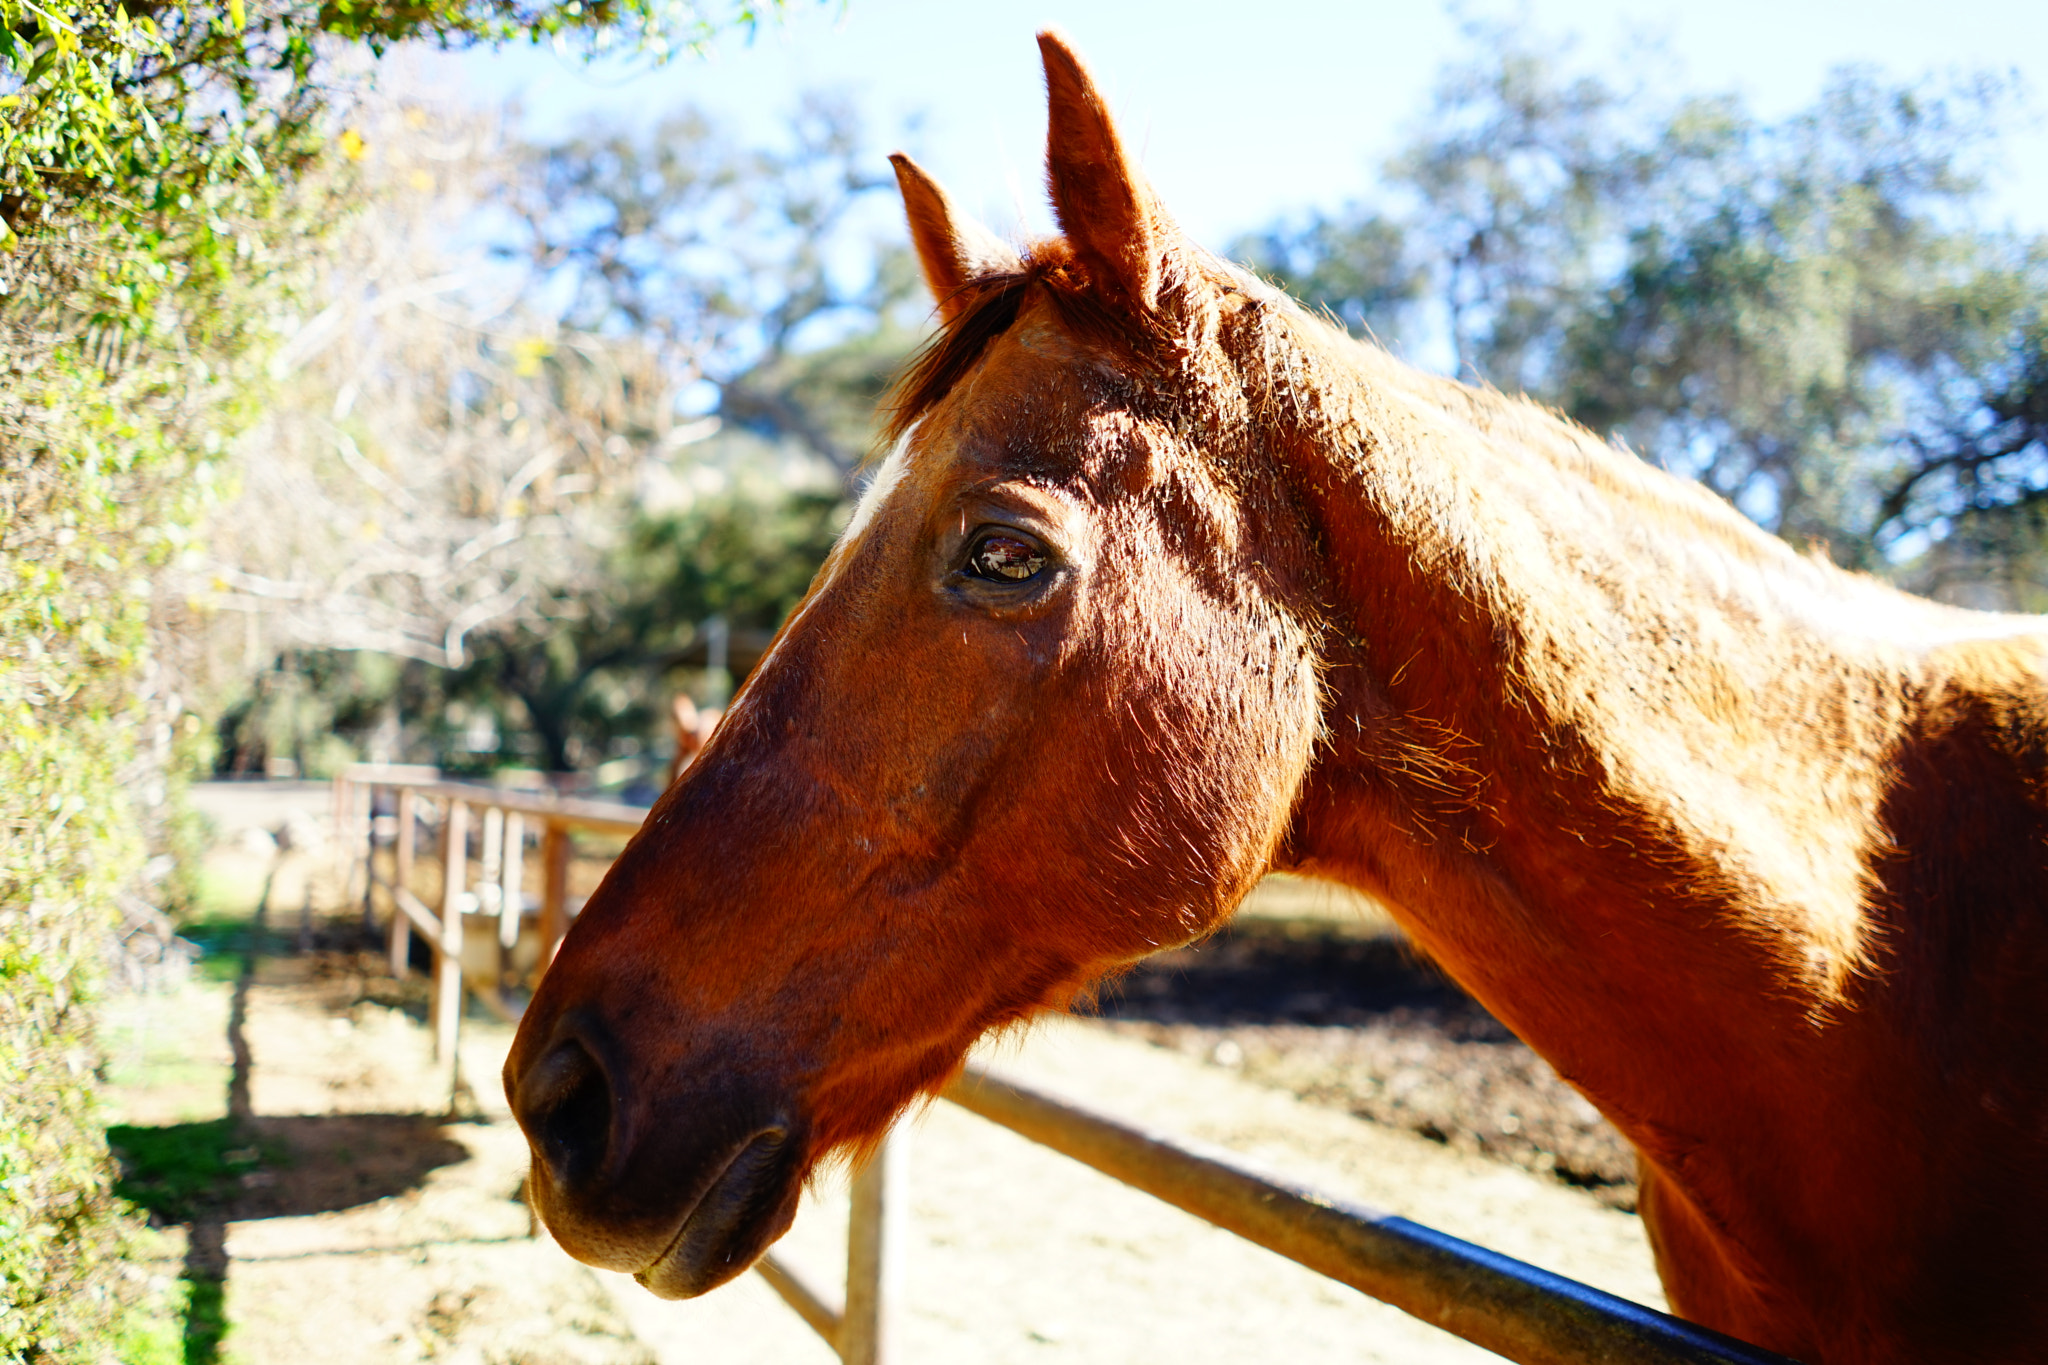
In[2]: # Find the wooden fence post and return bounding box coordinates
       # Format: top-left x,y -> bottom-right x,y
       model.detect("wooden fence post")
500,811 -> 525,954
348,777 -> 372,909
841,1128 -> 904,1365
479,806 -> 504,917
331,774 -> 352,914
389,788 -> 417,978
360,782 -> 379,940
539,821 -> 570,972
435,800 -> 468,1075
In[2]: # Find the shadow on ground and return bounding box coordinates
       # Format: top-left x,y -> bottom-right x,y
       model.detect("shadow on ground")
1087,916 -> 1641,1209
106,857 -> 488,1365
1095,915 -> 1506,1035
111,1104 -> 477,1365
110,1112 -> 471,1225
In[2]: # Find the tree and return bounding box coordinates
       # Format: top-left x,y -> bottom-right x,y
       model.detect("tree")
1561,68 -> 2042,564
181,93 -> 673,679
451,479 -> 843,775
382,99 -> 926,779
1881,316 -> 2048,605
1231,211 -> 1420,344
1238,22 -> 1660,387
198,94 -> 919,780
1233,23 -> 2048,599
499,97 -> 924,483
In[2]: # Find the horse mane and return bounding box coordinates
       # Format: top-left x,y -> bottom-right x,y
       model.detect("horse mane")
885,244 -> 1747,541
1231,281 -> 1836,577
884,240 -> 1938,631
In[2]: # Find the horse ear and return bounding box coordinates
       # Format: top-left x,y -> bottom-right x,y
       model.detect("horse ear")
1038,30 -> 1180,313
890,152 -> 1021,324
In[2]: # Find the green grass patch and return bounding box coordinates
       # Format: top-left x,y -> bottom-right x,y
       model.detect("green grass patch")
99,982 -> 234,1108
107,1120 -> 289,1224
189,857 -> 273,923
170,915 -> 269,983
115,1286 -> 187,1365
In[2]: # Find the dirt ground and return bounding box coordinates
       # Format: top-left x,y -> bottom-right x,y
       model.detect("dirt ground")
1097,893 -> 1640,1208
106,785 -> 1667,1363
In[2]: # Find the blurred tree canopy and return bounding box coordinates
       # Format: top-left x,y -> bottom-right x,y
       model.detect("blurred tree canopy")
501,97 -> 925,478
452,479 -> 845,774
1236,22 -> 2048,604
200,94 -> 921,782
213,478 -> 845,782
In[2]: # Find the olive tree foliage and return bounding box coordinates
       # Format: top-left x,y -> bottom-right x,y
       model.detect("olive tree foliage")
1559,74 -> 2046,575
1886,315 -> 2048,603
501,96 -> 924,480
202,97 -> 922,778
436,102 -> 928,775
1240,34 -> 1644,383
181,93 -> 672,684
1234,30 -> 1655,383
1235,23 -> 2048,600
440,475 -> 845,775
275,93 -> 918,626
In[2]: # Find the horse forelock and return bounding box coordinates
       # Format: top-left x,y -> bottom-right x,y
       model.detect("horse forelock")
882,240 -> 1232,450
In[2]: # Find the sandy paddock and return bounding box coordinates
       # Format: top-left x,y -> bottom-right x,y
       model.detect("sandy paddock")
109,782 -> 1663,1362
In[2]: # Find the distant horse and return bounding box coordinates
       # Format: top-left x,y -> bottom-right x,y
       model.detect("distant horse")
665,694 -> 721,787
508,34 -> 2048,1364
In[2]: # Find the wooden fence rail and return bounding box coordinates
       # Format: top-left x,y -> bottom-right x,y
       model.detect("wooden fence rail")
333,767 -> 1797,1365
334,764 -> 646,1094
938,1068 -> 1795,1365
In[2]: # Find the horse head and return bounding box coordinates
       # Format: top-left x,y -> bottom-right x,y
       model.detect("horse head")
505,33 -> 1327,1298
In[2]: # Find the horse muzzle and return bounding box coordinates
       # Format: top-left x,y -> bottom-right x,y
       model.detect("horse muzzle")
633,1125 -> 799,1297
508,1015 -> 806,1297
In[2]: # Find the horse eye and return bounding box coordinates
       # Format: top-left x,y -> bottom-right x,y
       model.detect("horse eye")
967,532 -> 1046,582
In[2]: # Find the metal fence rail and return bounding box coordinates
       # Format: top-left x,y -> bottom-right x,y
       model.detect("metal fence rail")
333,769 -> 1800,1365
938,1067 -> 1798,1365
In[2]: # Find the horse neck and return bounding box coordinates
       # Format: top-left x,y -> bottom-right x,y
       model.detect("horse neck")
1256,321 -> 1928,1123
1234,316 -> 2048,1357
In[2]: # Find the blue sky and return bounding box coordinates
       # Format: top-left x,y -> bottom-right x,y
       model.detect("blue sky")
448,0 -> 2048,255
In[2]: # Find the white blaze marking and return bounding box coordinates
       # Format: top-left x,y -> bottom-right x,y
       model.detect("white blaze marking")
836,421 -> 917,555
746,422 -> 920,679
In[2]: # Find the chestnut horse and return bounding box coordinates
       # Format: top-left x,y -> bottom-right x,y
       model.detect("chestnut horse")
508,34 -> 2048,1364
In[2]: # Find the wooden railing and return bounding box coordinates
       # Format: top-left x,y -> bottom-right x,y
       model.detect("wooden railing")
336,765 -> 903,1362
335,766 -> 1797,1365
334,764 -> 645,1089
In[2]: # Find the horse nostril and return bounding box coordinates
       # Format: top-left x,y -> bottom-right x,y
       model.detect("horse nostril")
517,1038 -> 614,1187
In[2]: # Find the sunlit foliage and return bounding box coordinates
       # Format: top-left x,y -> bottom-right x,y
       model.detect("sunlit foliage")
0,4 -> 784,1356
